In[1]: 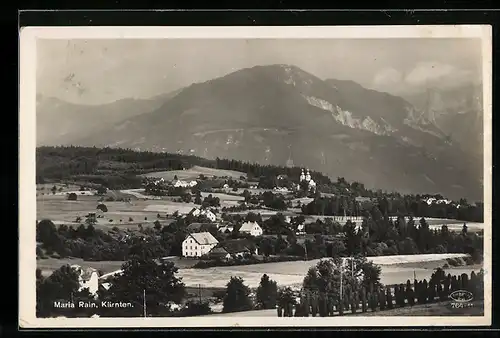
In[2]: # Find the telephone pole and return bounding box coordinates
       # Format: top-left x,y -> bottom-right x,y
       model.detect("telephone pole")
143,289 -> 147,318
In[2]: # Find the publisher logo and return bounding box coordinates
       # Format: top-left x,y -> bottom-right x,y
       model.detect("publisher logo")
449,290 -> 474,303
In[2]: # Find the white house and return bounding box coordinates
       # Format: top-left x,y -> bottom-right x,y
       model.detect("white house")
70,265 -> 99,296
173,179 -> 198,188
189,207 -> 217,222
219,224 -> 234,233
296,223 -> 306,235
182,232 -> 219,258
238,221 -> 263,237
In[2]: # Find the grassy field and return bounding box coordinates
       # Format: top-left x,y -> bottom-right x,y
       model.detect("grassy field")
36,194 -> 177,230
177,254 -> 481,289
36,257 -> 125,277
141,166 -> 247,181
36,256 -> 200,277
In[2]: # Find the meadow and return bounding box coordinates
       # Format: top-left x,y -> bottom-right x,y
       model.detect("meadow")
141,165 -> 247,181
36,194 -> 173,230
176,253 -> 480,289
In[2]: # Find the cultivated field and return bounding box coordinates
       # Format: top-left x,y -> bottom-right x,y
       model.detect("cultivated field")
141,166 -> 247,181
36,194 -> 176,230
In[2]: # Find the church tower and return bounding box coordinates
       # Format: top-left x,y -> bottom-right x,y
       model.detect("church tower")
305,169 -> 311,182
300,169 -> 305,182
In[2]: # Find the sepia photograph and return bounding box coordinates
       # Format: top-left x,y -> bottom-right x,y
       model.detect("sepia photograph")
19,25 -> 492,327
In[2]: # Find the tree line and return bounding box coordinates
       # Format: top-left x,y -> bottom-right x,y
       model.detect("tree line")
302,195 -> 483,223
278,267 -> 484,317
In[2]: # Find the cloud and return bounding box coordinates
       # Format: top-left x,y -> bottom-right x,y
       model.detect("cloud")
373,67 -> 403,87
404,61 -> 473,88
372,61 -> 478,95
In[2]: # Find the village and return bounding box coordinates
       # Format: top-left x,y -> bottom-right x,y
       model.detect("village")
36,159 -> 485,318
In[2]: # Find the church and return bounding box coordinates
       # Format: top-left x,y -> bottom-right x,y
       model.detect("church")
299,168 -> 316,192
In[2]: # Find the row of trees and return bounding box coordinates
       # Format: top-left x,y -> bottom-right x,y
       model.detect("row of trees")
278,268 -> 484,317
302,195 -> 483,223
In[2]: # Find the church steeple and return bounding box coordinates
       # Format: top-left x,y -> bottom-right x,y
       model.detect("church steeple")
305,169 -> 311,182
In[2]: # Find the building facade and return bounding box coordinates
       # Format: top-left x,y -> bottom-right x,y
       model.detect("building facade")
70,265 -> 100,296
238,221 -> 263,237
182,232 -> 219,258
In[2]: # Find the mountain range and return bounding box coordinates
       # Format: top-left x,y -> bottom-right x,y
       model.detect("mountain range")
36,64 -> 484,201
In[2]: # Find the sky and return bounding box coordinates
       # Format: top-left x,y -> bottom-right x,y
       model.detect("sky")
36,38 -> 483,105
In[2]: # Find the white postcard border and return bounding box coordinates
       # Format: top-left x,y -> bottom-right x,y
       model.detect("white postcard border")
19,25 -> 493,328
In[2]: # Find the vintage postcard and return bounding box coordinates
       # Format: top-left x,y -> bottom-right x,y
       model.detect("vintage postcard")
19,25 -> 492,328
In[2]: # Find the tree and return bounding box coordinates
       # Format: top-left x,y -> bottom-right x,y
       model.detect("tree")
154,220 -> 162,231
182,193 -> 192,203
181,300 -> 212,316
97,203 -> 108,212
37,265 -> 80,317
67,193 -> 78,201
99,241 -> 185,317
97,186 -> 107,195
256,274 -> 278,309
277,287 -> 297,316
343,221 -> 361,255
222,277 -> 253,313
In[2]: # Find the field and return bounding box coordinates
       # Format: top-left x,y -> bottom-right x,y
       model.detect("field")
141,166 -> 247,181
36,256 -> 201,278
36,188 -> 249,230
37,257 -> 125,277
36,194 -> 178,230
177,254 -> 481,289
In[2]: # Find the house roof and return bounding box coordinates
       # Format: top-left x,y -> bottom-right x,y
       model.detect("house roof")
219,225 -> 234,233
208,246 -> 231,257
239,221 -> 260,232
187,223 -> 218,232
215,239 -> 253,254
188,232 -> 219,245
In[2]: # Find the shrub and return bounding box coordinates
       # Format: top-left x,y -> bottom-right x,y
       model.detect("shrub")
97,203 -> 108,212
181,300 -> 212,316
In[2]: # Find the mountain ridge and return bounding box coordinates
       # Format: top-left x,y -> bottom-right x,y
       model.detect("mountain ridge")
37,64 -> 483,200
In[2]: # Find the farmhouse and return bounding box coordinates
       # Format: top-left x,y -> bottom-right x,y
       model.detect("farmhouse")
189,207 -> 217,222
208,239 -> 257,260
70,265 -> 99,296
238,221 -> 263,237
218,224 -> 234,233
173,179 -> 198,188
296,223 -> 305,235
182,232 -> 219,258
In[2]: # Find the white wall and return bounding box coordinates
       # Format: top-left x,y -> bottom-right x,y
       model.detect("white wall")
182,236 -> 217,257
79,272 -> 99,295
